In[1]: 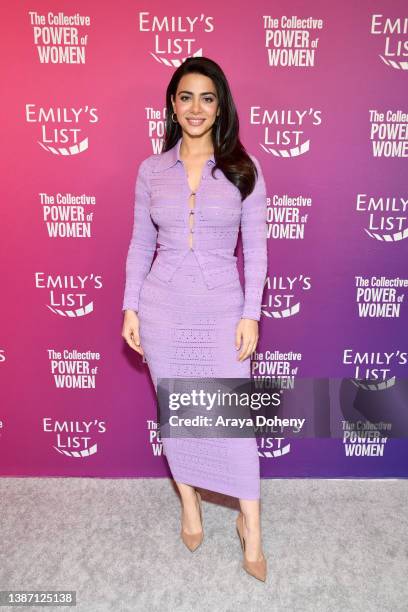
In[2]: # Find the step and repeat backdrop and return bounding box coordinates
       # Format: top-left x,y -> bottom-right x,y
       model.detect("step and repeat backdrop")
1,1 -> 407,478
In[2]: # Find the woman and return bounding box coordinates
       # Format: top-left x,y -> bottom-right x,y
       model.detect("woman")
122,57 -> 268,582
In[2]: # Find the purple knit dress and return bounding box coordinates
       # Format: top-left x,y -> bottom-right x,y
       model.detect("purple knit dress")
123,137 -> 268,500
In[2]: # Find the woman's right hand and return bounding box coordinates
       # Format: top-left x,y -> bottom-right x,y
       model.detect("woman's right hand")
122,310 -> 144,356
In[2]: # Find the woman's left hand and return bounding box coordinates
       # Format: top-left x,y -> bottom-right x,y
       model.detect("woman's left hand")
235,318 -> 259,361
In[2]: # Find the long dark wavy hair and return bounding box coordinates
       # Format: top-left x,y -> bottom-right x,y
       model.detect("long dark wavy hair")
162,56 -> 258,201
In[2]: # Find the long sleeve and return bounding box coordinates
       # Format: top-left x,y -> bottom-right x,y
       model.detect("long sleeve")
122,158 -> 157,313
240,154 -> 268,321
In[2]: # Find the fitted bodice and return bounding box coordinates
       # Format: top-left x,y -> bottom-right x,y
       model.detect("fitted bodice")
122,137 -> 268,321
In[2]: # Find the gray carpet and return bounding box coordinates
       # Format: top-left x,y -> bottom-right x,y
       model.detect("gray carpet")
0,478 -> 407,611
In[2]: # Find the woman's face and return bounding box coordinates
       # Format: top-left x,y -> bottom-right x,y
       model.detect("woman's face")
171,72 -> 220,138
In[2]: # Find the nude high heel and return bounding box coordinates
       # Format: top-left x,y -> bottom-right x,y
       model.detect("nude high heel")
180,490 -> 203,552
236,512 -> 267,582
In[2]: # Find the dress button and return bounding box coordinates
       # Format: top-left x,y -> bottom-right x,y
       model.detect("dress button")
190,228 -> 195,233
189,209 -> 195,214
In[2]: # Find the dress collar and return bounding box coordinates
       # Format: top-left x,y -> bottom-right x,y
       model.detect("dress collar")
152,136 -> 215,172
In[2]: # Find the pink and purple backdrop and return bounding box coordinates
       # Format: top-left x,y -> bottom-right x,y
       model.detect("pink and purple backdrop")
1,1 -> 407,478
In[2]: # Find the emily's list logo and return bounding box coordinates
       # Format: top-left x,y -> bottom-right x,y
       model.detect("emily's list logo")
371,14 -> 408,70
342,348 -> 408,391
43,418 -> 106,457
25,104 -> 99,155
139,12 -> 214,66
262,274 -> 312,318
251,107 -> 322,157
356,192 -> 408,242
35,272 -> 102,317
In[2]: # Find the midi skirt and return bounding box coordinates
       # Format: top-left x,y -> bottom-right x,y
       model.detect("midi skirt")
138,249 -> 260,500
